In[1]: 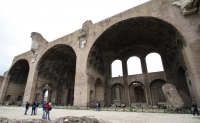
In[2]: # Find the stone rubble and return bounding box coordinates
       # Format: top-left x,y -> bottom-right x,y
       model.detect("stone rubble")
0,116 -> 110,123
162,83 -> 184,110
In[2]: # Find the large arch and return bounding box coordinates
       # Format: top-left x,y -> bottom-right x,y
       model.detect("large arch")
35,44 -> 76,106
86,17 -> 187,107
4,59 -> 29,105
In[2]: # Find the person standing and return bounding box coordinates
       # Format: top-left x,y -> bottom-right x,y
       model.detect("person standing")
24,101 -> 30,115
35,101 -> 40,114
96,102 -> 99,111
42,101 -> 46,119
192,102 -> 199,116
98,102 -> 101,111
46,102 -> 52,120
31,101 -> 36,115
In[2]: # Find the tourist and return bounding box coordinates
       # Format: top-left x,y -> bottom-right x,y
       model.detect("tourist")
31,101 -> 36,115
96,102 -> 99,111
24,101 -> 30,115
35,101 -> 40,114
96,102 -> 100,111
46,102 -> 52,120
191,102 -> 199,116
42,101 -> 46,119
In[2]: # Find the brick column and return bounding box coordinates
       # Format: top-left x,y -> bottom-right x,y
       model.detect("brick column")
73,48 -> 89,107
23,64 -> 38,105
0,72 -> 10,104
182,47 -> 200,106
122,58 -> 130,106
140,56 -> 148,74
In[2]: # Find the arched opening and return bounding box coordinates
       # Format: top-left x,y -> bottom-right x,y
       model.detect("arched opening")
42,82 -> 52,103
146,53 -> 164,73
111,83 -> 125,106
5,59 -> 29,105
87,17 -> 185,107
95,78 -> 104,105
129,82 -> 146,106
150,79 -> 166,106
176,67 -> 192,107
111,60 -> 123,77
43,89 -> 48,102
127,56 -> 142,75
36,44 -> 76,106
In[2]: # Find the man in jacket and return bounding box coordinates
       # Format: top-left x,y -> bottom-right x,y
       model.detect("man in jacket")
24,101 -> 30,115
192,102 -> 199,116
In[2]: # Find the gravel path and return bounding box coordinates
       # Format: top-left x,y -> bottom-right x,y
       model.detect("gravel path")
0,106 -> 199,123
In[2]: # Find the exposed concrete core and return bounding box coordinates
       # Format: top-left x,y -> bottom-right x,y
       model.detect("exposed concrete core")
0,0 -> 200,108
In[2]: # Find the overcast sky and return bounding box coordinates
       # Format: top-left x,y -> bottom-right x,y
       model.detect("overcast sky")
0,0 -> 150,76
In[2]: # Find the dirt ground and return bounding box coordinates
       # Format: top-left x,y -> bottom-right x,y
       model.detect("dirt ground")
0,106 -> 199,123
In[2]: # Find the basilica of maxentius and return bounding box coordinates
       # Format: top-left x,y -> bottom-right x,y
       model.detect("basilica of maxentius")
0,0 -> 200,109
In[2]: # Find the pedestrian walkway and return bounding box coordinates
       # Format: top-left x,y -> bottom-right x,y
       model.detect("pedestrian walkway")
0,106 -> 199,123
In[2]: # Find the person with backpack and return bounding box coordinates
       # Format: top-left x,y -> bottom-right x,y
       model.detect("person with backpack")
45,102 -> 52,120
42,101 -> 46,119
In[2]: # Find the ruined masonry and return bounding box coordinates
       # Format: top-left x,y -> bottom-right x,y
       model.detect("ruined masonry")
0,0 -> 200,108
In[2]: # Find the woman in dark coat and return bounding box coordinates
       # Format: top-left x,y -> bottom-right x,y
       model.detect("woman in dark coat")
31,101 -> 36,115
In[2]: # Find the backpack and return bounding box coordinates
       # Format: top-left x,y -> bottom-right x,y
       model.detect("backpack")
49,107 -> 52,111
